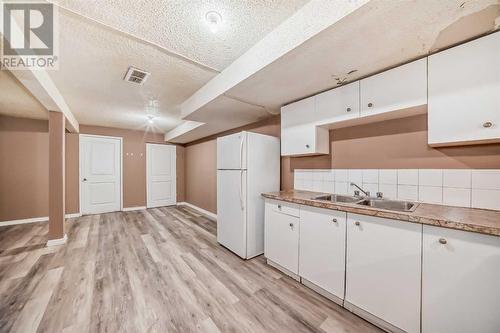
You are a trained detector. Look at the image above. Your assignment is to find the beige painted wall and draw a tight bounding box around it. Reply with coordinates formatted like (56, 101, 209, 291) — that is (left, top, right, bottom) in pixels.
(185, 116, 283, 214)
(184, 114, 500, 214)
(72, 125, 185, 210)
(0, 117, 49, 221)
(0, 116, 185, 222)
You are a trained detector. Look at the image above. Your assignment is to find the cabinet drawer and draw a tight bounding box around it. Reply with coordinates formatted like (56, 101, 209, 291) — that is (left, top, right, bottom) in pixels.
(268, 201, 300, 217)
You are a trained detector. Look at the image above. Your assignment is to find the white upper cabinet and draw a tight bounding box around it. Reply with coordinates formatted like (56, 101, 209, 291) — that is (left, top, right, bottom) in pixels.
(299, 207, 346, 302)
(422, 225, 500, 333)
(428, 32, 500, 146)
(281, 95, 316, 128)
(281, 96, 329, 156)
(360, 58, 427, 117)
(346, 214, 422, 333)
(316, 81, 360, 123)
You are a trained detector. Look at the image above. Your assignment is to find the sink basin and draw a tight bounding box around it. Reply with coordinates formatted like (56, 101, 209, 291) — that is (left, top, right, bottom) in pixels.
(357, 199, 419, 212)
(312, 194, 362, 204)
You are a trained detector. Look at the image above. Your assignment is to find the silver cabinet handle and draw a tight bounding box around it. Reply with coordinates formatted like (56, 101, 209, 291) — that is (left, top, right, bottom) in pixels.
(355, 221, 360, 226)
(305, 144, 310, 148)
(346, 107, 351, 112)
(277, 204, 282, 209)
(332, 218, 338, 223)
(439, 238, 447, 245)
(82, 178, 87, 182)
(367, 103, 373, 108)
(483, 121, 493, 128)
(289, 223, 294, 228)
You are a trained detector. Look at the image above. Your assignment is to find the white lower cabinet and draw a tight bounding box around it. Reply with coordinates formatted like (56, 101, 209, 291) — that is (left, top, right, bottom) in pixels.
(299, 207, 346, 303)
(346, 214, 422, 333)
(264, 200, 300, 276)
(422, 225, 500, 333)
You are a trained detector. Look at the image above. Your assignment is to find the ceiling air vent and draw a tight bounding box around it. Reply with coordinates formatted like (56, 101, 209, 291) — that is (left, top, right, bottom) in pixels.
(124, 66, 150, 85)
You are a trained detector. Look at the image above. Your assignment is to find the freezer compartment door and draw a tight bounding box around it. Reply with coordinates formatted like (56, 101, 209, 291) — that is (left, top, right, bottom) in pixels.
(217, 169, 247, 258)
(217, 132, 247, 170)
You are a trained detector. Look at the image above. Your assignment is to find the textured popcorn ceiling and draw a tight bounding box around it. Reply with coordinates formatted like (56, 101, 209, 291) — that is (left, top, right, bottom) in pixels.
(50, 0, 309, 71)
(0, 71, 48, 120)
(173, 0, 500, 142)
(47, 12, 217, 132)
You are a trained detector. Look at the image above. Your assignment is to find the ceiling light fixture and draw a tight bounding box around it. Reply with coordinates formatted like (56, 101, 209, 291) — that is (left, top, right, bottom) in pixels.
(205, 11, 222, 33)
(147, 115, 155, 124)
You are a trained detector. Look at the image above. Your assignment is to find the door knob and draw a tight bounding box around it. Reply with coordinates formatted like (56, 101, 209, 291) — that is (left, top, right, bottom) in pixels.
(483, 121, 493, 128)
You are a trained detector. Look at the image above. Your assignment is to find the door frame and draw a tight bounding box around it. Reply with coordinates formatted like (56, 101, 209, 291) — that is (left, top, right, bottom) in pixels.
(79, 134, 123, 215)
(146, 143, 176, 208)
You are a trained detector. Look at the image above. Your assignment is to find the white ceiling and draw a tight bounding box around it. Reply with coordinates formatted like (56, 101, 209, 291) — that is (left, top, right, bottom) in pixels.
(0, 70, 48, 120)
(171, 0, 500, 142)
(50, 0, 309, 71)
(48, 11, 217, 132)
(2, 0, 498, 141)
(2, 0, 307, 131)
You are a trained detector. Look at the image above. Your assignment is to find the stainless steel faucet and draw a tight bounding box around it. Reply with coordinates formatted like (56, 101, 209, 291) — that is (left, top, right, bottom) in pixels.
(350, 182, 370, 197)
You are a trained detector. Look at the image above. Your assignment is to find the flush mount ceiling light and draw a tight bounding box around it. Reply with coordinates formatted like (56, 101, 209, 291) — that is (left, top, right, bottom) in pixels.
(147, 115, 155, 124)
(205, 11, 222, 33)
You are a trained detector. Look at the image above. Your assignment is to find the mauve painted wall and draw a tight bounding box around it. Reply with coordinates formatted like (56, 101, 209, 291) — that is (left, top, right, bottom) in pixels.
(0, 116, 185, 222)
(184, 114, 500, 214)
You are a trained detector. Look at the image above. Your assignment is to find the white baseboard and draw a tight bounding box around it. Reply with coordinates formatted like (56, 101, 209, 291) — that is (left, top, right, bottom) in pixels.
(46, 233, 68, 247)
(0, 216, 49, 227)
(177, 202, 217, 221)
(0, 213, 81, 227)
(122, 206, 147, 212)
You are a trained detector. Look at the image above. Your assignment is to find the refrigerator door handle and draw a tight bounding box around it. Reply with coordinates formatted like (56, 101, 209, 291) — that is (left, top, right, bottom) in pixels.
(239, 135, 244, 169)
(240, 170, 244, 210)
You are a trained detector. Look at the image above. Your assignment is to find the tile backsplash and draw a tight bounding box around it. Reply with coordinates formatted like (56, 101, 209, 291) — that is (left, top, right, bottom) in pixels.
(294, 169, 500, 211)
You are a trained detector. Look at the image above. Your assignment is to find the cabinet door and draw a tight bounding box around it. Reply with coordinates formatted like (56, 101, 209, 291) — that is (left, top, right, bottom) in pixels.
(299, 207, 346, 300)
(264, 201, 300, 274)
(316, 81, 360, 123)
(281, 124, 317, 156)
(281, 96, 316, 128)
(360, 58, 427, 117)
(422, 225, 500, 333)
(281, 124, 329, 156)
(346, 214, 422, 333)
(428, 33, 500, 146)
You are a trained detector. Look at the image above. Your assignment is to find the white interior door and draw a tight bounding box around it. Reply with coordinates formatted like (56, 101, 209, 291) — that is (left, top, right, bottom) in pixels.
(80, 135, 122, 215)
(147, 144, 176, 208)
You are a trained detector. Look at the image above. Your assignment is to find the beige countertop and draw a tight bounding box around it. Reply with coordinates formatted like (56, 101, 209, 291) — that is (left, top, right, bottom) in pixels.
(262, 190, 500, 237)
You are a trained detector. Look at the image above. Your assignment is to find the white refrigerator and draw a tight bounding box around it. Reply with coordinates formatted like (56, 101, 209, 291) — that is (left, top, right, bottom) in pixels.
(217, 131, 280, 259)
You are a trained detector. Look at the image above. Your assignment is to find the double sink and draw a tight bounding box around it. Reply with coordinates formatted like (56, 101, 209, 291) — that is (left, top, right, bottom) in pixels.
(312, 194, 418, 212)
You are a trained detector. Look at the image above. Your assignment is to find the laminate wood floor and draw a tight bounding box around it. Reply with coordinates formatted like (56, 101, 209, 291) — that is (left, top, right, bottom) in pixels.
(0, 206, 381, 333)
